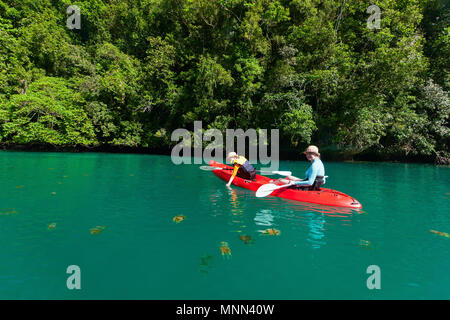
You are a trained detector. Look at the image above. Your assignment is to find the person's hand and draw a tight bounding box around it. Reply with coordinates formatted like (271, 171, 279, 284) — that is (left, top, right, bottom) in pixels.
(226, 183, 231, 188)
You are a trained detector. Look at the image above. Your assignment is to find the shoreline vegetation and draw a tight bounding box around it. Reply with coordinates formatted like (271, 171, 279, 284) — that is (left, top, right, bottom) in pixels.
(0, 1, 448, 165)
(0, 143, 442, 165)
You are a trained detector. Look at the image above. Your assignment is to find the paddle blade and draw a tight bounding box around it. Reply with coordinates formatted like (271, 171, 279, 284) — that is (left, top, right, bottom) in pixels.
(258, 171, 275, 175)
(255, 183, 279, 198)
(199, 166, 222, 171)
(273, 171, 292, 176)
(258, 170, 292, 176)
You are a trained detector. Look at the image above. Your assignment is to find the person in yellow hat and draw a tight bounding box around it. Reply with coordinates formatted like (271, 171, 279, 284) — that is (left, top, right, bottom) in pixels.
(225, 152, 257, 187)
(279, 145, 326, 190)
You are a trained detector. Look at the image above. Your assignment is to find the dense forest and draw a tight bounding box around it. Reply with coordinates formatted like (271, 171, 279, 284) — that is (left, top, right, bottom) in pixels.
(0, 0, 448, 163)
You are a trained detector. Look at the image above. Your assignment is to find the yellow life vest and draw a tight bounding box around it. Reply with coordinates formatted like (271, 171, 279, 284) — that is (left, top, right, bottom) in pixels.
(232, 155, 248, 166)
(231, 155, 250, 177)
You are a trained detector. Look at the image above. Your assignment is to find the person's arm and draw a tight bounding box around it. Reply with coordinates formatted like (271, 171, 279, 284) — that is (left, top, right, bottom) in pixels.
(293, 163, 318, 186)
(226, 165, 240, 187)
(286, 175, 302, 181)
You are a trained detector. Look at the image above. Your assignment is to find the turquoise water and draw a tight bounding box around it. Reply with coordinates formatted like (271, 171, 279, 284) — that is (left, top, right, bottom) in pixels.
(0, 151, 449, 299)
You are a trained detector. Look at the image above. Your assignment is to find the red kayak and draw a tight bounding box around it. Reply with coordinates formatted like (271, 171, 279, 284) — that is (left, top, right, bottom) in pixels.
(209, 160, 362, 209)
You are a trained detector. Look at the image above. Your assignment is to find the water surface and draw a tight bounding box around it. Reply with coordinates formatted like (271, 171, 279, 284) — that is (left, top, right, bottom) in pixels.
(0, 151, 448, 299)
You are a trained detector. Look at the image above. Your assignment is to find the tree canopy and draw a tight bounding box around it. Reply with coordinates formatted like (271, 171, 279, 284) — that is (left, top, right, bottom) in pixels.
(0, 0, 448, 162)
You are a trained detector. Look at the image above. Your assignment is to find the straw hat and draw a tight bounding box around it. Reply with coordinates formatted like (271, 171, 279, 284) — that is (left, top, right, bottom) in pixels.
(226, 152, 238, 162)
(303, 145, 320, 157)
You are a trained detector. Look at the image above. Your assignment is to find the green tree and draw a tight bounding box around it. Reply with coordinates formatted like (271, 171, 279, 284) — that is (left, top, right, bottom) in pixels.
(0, 77, 96, 145)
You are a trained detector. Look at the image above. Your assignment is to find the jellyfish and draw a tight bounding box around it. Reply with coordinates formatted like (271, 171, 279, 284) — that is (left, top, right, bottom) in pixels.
(260, 228, 280, 236)
(48, 223, 57, 229)
(430, 230, 450, 238)
(239, 235, 254, 244)
(1, 208, 17, 215)
(219, 242, 232, 258)
(173, 215, 186, 223)
(90, 226, 105, 234)
(359, 240, 371, 248)
(200, 254, 213, 267)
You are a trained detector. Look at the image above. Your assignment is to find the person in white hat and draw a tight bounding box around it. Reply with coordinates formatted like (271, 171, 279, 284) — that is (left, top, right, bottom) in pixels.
(279, 145, 326, 190)
(225, 151, 257, 187)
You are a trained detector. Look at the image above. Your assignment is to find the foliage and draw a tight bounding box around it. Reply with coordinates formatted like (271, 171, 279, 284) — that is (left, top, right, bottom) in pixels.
(0, 0, 448, 161)
(0, 77, 96, 145)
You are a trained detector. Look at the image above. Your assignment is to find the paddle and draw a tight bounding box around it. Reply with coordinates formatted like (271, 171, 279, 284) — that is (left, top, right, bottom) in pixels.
(255, 183, 293, 198)
(256, 175, 329, 198)
(199, 166, 292, 176)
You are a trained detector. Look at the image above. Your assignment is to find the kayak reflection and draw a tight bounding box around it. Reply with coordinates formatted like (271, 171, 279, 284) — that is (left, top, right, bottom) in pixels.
(252, 201, 362, 249)
(305, 212, 326, 249)
(288, 201, 362, 249)
(228, 187, 245, 216)
(284, 199, 362, 217)
(221, 186, 363, 250)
